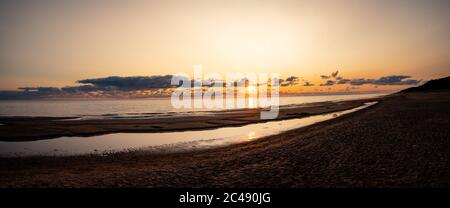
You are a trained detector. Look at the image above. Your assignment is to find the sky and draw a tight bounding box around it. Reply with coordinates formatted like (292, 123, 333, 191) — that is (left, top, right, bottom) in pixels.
(0, 0, 449, 94)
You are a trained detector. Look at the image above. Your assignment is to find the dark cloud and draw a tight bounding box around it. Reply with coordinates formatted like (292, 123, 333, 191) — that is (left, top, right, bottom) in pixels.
(331, 70, 339, 78)
(286, 76, 299, 82)
(373, 75, 420, 85)
(0, 75, 182, 99)
(320, 80, 336, 86)
(321, 70, 338, 80)
(280, 76, 300, 87)
(299, 77, 314, 86)
(0, 74, 302, 99)
(0, 87, 63, 99)
(0, 73, 422, 100)
(350, 78, 375, 86)
(77, 75, 175, 90)
(320, 71, 420, 86)
(347, 76, 420, 86)
(337, 79, 351, 84)
(61, 85, 98, 92)
(17, 87, 61, 93)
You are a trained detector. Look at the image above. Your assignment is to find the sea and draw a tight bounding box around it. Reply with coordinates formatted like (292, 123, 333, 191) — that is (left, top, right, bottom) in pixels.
(0, 93, 387, 119)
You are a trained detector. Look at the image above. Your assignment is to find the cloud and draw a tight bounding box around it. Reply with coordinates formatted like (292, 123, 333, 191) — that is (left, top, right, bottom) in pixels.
(331, 70, 339, 78)
(1, 74, 304, 99)
(0, 73, 422, 100)
(346, 76, 420, 86)
(320, 70, 338, 79)
(303, 81, 314, 86)
(285, 76, 299, 82)
(320, 71, 421, 86)
(344, 86, 360, 91)
(0, 75, 182, 99)
(320, 80, 336, 86)
(17, 87, 61, 93)
(373, 75, 420, 85)
(61, 85, 98, 92)
(337, 79, 351, 84)
(77, 75, 175, 90)
(1, 87, 63, 99)
(349, 78, 375, 85)
(280, 76, 300, 87)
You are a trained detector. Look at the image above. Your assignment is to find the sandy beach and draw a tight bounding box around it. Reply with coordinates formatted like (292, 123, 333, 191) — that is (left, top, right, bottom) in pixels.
(0, 89, 449, 188)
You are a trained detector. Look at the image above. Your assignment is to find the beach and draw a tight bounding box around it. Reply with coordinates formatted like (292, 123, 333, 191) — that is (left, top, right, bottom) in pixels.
(0, 96, 381, 141)
(0, 90, 449, 187)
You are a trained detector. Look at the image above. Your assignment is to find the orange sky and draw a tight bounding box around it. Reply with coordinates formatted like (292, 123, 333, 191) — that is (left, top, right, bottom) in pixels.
(0, 0, 449, 93)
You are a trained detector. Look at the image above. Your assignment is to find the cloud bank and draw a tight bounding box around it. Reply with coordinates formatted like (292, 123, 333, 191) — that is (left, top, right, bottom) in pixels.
(319, 71, 421, 87)
(0, 72, 422, 99)
(0, 74, 303, 99)
(77, 75, 174, 90)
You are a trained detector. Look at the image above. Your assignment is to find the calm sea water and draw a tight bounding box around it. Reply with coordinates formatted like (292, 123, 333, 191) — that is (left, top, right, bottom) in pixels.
(0, 93, 386, 118)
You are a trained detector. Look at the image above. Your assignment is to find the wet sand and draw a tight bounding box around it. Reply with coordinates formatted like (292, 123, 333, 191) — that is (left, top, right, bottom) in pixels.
(0, 91, 449, 187)
(0, 98, 379, 141)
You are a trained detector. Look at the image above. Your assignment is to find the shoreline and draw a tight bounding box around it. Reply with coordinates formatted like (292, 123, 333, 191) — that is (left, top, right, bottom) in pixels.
(0, 97, 383, 141)
(0, 102, 379, 157)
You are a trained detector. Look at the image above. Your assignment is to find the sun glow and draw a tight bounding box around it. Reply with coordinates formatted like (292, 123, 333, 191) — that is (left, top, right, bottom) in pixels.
(247, 85, 257, 94)
(245, 131, 257, 141)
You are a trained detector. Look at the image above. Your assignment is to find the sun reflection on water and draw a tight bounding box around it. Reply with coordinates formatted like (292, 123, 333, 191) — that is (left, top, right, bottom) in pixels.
(245, 131, 257, 141)
(248, 97, 257, 109)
